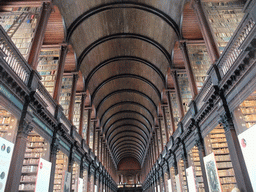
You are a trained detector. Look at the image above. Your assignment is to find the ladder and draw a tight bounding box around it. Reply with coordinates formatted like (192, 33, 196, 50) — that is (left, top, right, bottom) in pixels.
(6, 12, 29, 38)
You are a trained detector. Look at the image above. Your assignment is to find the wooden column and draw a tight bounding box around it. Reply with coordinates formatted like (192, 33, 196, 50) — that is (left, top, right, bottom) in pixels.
(5, 118, 33, 191)
(162, 106, 170, 142)
(166, 91, 176, 133)
(92, 122, 96, 152)
(68, 73, 79, 123)
(79, 93, 86, 136)
(86, 109, 92, 145)
(155, 132, 160, 158)
(53, 45, 68, 104)
(28, 2, 52, 70)
(179, 42, 198, 98)
(158, 119, 164, 151)
(195, 137, 210, 192)
(5, 94, 33, 192)
(152, 139, 157, 162)
(220, 114, 253, 191)
(171, 70, 184, 118)
(97, 131, 100, 157)
(191, 0, 220, 63)
(48, 130, 60, 192)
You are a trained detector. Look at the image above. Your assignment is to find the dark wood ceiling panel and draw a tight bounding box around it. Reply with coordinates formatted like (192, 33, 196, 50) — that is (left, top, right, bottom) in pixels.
(70, 9, 177, 57)
(182, 3, 203, 40)
(43, 5, 64, 45)
(79, 38, 170, 80)
(87, 60, 165, 96)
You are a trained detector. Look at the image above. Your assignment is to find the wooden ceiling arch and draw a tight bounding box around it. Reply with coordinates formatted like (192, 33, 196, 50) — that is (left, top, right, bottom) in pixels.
(54, 0, 187, 166)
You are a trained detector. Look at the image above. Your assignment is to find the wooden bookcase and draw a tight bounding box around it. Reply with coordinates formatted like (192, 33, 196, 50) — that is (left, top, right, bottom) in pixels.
(204, 126, 237, 191)
(0, 7, 41, 60)
(37, 49, 60, 97)
(177, 72, 192, 113)
(187, 44, 211, 91)
(188, 146, 205, 192)
(0, 106, 18, 143)
(202, 1, 245, 52)
(53, 151, 69, 192)
(59, 76, 73, 118)
(19, 131, 49, 191)
(73, 95, 82, 131)
(169, 92, 180, 130)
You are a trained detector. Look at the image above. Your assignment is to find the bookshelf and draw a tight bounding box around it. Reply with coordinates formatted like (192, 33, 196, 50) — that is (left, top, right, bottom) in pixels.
(82, 110, 88, 140)
(37, 49, 60, 97)
(203, 1, 245, 53)
(53, 151, 69, 192)
(83, 169, 88, 192)
(237, 90, 256, 129)
(177, 72, 192, 113)
(204, 126, 237, 191)
(19, 131, 49, 191)
(178, 159, 188, 192)
(163, 106, 173, 136)
(0, 7, 41, 60)
(170, 166, 176, 191)
(160, 118, 167, 146)
(187, 44, 211, 91)
(188, 146, 205, 192)
(59, 77, 73, 118)
(72, 162, 80, 192)
(73, 96, 82, 131)
(0, 106, 18, 143)
(169, 92, 180, 130)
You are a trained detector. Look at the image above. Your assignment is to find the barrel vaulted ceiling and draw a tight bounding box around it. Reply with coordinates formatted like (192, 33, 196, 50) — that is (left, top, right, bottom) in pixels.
(53, 0, 187, 167)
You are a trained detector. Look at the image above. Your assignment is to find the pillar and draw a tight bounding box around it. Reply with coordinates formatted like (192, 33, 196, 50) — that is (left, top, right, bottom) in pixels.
(79, 93, 86, 135)
(171, 70, 184, 118)
(179, 42, 198, 98)
(191, 0, 220, 63)
(53, 45, 68, 104)
(166, 91, 176, 133)
(68, 73, 79, 123)
(28, 2, 52, 70)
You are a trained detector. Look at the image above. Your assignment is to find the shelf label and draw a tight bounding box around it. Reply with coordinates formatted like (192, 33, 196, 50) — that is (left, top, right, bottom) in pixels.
(238, 125, 256, 191)
(203, 152, 222, 192)
(35, 158, 52, 192)
(0, 137, 14, 192)
(186, 166, 197, 192)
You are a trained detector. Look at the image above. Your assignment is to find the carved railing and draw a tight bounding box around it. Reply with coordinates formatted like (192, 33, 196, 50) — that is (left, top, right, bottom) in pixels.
(0, 25, 31, 84)
(36, 81, 57, 115)
(217, 15, 256, 77)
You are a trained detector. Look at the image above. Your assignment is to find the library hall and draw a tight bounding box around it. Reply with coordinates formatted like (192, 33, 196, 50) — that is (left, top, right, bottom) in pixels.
(0, 0, 256, 191)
